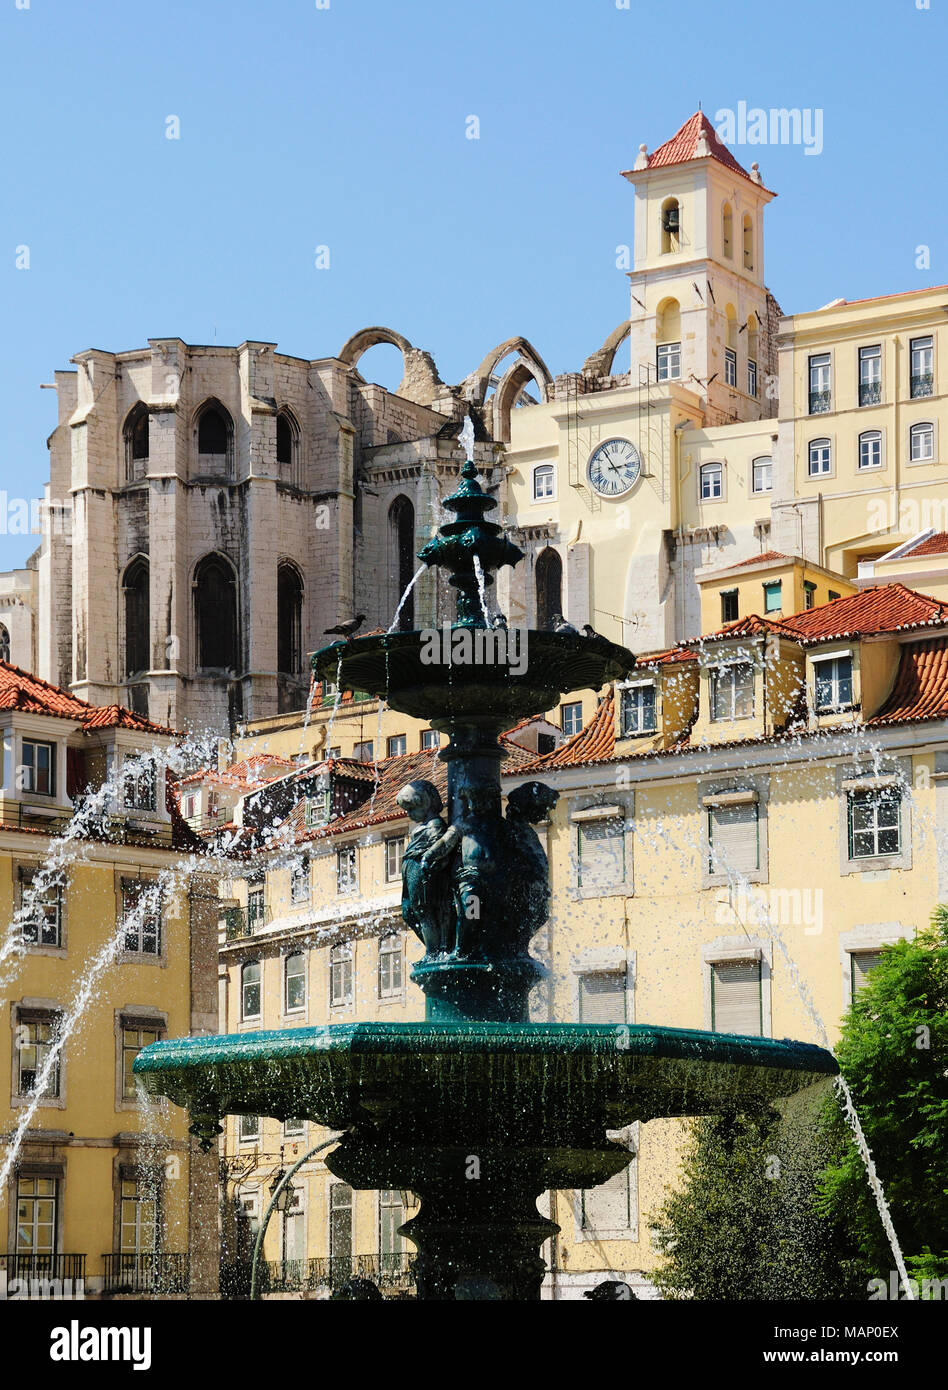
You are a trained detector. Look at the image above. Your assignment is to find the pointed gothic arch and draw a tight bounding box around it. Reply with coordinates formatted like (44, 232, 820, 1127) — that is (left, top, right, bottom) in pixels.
(535, 547, 563, 630)
(277, 561, 304, 675)
(122, 556, 150, 678)
(389, 495, 416, 630)
(193, 552, 239, 671)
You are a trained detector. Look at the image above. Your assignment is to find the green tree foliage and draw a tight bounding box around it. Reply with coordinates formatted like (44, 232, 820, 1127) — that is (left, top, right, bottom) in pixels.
(652, 1106, 860, 1299)
(817, 909, 948, 1284)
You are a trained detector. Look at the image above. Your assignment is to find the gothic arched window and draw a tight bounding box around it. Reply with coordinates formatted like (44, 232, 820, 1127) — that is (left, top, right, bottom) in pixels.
(194, 554, 238, 671)
(276, 410, 299, 486)
(536, 547, 563, 630)
(196, 401, 233, 477)
(0, 623, 10, 663)
(123, 558, 150, 677)
(124, 404, 149, 482)
(277, 562, 303, 676)
(389, 496, 416, 631)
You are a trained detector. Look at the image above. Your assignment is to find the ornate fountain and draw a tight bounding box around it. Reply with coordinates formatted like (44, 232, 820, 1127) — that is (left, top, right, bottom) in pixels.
(135, 453, 838, 1300)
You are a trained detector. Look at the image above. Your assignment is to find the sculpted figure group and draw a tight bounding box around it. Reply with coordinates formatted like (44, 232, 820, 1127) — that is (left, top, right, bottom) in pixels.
(395, 778, 560, 962)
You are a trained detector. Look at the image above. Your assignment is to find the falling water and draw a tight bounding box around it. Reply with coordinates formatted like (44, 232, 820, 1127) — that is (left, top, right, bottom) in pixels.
(0, 871, 178, 1187)
(709, 848, 915, 1298)
(387, 566, 425, 634)
(472, 554, 491, 627)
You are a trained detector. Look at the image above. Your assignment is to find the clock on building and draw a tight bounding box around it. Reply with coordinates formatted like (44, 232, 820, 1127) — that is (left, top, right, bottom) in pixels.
(587, 438, 642, 497)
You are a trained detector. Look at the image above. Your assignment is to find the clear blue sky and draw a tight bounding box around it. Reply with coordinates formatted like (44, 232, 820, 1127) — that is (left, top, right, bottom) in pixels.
(1, 0, 944, 569)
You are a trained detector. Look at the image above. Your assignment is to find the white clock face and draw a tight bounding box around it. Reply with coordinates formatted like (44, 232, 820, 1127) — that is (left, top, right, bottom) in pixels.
(587, 438, 642, 497)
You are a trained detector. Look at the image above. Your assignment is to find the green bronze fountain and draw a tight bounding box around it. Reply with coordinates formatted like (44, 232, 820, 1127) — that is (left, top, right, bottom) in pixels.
(135, 453, 838, 1300)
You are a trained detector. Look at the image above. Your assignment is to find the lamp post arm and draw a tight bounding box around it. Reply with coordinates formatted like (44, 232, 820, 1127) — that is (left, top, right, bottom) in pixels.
(249, 1132, 345, 1301)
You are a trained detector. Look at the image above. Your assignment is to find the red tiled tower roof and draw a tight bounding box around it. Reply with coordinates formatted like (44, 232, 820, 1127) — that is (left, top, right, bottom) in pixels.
(623, 111, 769, 190)
(0, 660, 176, 734)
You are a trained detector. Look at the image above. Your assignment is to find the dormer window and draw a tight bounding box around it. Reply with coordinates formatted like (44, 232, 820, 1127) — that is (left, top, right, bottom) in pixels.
(813, 653, 853, 713)
(620, 683, 656, 737)
(21, 739, 55, 796)
(710, 662, 755, 721)
(122, 759, 157, 812)
(305, 787, 330, 827)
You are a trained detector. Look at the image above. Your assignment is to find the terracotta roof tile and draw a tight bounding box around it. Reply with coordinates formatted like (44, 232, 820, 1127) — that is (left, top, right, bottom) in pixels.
(870, 637, 948, 725)
(0, 660, 175, 734)
(898, 532, 948, 559)
(624, 111, 764, 188)
(178, 753, 298, 789)
(513, 692, 617, 773)
(782, 583, 948, 644)
(709, 550, 792, 575)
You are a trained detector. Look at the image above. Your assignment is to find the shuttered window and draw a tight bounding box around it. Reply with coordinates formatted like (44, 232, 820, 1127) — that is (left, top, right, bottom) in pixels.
(708, 803, 759, 876)
(710, 959, 763, 1035)
(578, 970, 628, 1024)
(850, 949, 884, 999)
(577, 819, 625, 890)
(581, 1164, 633, 1231)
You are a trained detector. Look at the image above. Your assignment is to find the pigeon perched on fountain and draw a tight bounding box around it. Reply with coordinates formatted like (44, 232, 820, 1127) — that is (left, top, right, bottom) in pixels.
(491, 613, 507, 630)
(582, 622, 605, 641)
(324, 614, 366, 641)
(551, 614, 578, 635)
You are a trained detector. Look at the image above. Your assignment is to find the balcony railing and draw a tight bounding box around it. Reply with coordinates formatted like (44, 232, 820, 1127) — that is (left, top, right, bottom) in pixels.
(0, 1253, 86, 1282)
(808, 389, 832, 414)
(222, 904, 272, 940)
(911, 372, 934, 398)
(101, 1252, 190, 1295)
(0, 802, 179, 848)
(858, 381, 882, 406)
(262, 1252, 415, 1294)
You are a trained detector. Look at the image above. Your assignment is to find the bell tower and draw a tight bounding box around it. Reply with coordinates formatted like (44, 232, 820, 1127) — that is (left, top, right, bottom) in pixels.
(621, 111, 778, 424)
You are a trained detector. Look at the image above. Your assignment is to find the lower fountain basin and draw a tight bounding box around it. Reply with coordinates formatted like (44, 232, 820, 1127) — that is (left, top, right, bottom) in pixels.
(134, 1021, 838, 1149)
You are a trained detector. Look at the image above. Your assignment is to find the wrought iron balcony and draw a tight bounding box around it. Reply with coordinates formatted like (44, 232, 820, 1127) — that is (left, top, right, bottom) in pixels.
(911, 372, 934, 398)
(101, 1252, 190, 1295)
(222, 904, 271, 940)
(0, 1252, 86, 1282)
(858, 382, 882, 406)
(808, 389, 832, 414)
(261, 1252, 415, 1294)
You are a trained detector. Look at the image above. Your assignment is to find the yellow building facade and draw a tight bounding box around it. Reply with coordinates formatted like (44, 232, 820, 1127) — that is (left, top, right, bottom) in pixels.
(207, 581, 948, 1298)
(0, 667, 218, 1299)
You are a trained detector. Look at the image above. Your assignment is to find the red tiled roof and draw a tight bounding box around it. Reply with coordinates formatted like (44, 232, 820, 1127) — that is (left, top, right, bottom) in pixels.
(709, 550, 792, 575)
(685, 613, 801, 645)
(178, 753, 298, 789)
(782, 583, 948, 644)
(870, 637, 948, 726)
(625, 111, 761, 187)
(514, 692, 616, 773)
(896, 532, 948, 560)
(0, 660, 175, 734)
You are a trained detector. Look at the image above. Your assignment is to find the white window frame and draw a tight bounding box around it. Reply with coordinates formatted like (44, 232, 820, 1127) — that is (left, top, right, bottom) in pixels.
(909, 420, 935, 463)
(709, 662, 755, 722)
(384, 837, 405, 882)
(910, 335, 934, 397)
(386, 734, 407, 758)
(284, 951, 307, 1015)
(378, 933, 403, 1000)
(657, 341, 681, 382)
(336, 844, 358, 895)
(808, 353, 832, 413)
(329, 942, 353, 1008)
(724, 347, 737, 388)
(561, 701, 583, 737)
(699, 461, 724, 501)
(241, 960, 261, 1021)
(290, 856, 310, 904)
(532, 463, 556, 501)
(811, 650, 855, 713)
(858, 344, 882, 406)
(857, 429, 883, 471)
(619, 681, 657, 737)
(751, 456, 772, 494)
(808, 437, 832, 476)
(747, 358, 758, 398)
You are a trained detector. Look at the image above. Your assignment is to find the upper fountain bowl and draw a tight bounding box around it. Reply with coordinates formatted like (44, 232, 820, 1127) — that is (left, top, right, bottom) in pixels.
(312, 627, 636, 725)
